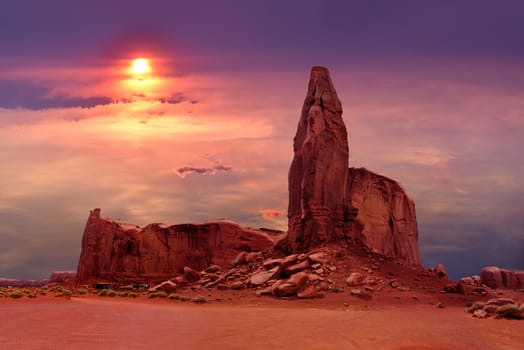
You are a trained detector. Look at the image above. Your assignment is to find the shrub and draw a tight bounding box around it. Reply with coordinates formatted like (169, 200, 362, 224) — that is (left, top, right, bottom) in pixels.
(330, 287, 342, 293)
(50, 285, 66, 293)
(483, 304, 498, 314)
(192, 295, 207, 303)
(56, 289, 72, 297)
(98, 289, 117, 297)
(76, 288, 88, 295)
(436, 302, 445, 309)
(38, 289, 47, 296)
(168, 293, 181, 300)
(495, 304, 523, 320)
(466, 301, 485, 313)
(118, 291, 139, 298)
(148, 291, 167, 298)
(9, 290, 24, 299)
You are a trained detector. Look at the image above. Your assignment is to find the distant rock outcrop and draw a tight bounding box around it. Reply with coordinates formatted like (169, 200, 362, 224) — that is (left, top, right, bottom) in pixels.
(76, 208, 282, 282)
(0, 271, 76, 287)
(480, 266, 524, 289)
(287, 66, 357, 251)
(347, 168, 421, 266)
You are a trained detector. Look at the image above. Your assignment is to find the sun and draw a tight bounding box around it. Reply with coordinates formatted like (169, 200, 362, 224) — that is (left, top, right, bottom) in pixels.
(130, 58, 151, 75)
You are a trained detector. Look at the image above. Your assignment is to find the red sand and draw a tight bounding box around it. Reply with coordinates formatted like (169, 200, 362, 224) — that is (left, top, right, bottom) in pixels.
(1, 297, 522, 349)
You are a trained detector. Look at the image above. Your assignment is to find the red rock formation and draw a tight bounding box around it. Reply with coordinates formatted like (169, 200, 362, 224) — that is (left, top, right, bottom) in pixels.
(480, 266, 524, 289)
(347, 168, 421, 266)
(285, 66, 420, 267)
(287, 66, 357, 251)
(76, 208, 282, 282)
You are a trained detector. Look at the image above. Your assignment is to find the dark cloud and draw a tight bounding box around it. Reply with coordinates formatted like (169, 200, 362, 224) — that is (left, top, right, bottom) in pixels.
(0, 80, 112, 110)
(1, 1, 523, 68)
(174, 163, 233, 178)
(116, 94, 195, 105)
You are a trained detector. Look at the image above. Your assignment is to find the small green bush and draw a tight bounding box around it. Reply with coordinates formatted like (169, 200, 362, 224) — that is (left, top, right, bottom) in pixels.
(483, 304, 498, 314)
(50, 285, 66, 293)
(466, 301, 485, 313)
(330, 287, 342, 293)
(56, 289, 72, 297)
(98, 289, 117, 297)
(118, 291, 139, 298)
(76, 288, 88, 295)
(168, 293, 181, 300)
(9, 290, 24, 299)
(495, 304, 523, 319)
(192, 295, 207, 303)
(147, 291, 167, 298)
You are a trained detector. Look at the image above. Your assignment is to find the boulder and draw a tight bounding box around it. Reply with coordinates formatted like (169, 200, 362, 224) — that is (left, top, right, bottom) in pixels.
(287, 272, 310, 292)
(473, 309, 488, 319)
(346, 272, 364, 287)
(275, 272, 310, 297)
(183, 267, 201, 282)
(231, 252, 247, 267)
(284, 260, 310, 275)
(204, 265, 221, 273)
(230, 281, 245, 290)
(245, 252, 264, 263)
(297, 285, 319, 299)
(250, 267, 280, 286)
(434, 264, 447, 278)
(308, 252, 327, 264)
(486, 298, 517, 306)
(150, 281, 178, 294)
(275, 282, 299, 297)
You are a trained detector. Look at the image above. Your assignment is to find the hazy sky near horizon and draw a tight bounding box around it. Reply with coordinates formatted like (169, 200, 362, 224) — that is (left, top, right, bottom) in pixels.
(1, 1, 523, 280)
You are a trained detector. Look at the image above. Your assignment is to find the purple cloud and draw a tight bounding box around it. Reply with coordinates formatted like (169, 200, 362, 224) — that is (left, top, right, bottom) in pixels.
(174, 163, 233, 178)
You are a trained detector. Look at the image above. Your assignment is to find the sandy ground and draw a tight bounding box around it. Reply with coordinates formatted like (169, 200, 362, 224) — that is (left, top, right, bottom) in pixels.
(1, 297, 523, 350)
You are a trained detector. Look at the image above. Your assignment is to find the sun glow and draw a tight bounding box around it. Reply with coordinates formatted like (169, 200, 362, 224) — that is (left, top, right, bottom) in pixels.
(130, 58, 151, 76)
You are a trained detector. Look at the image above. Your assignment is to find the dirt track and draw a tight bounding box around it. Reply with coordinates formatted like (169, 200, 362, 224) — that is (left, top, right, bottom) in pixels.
(1, 298, 522, 350)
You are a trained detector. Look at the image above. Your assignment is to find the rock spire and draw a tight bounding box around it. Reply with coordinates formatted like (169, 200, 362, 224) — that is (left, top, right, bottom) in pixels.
(287, 66, 356, 251)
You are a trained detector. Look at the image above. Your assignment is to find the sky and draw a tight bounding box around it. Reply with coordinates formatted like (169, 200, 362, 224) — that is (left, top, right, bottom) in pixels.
(1, 0, 523, 280)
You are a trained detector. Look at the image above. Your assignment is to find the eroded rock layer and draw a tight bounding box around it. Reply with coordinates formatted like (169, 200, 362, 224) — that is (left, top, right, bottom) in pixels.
(287, 66, 356, 251)
(347, 168, 421, 266)
(76, 208, 281, 282)
(480, 266, 524, 289)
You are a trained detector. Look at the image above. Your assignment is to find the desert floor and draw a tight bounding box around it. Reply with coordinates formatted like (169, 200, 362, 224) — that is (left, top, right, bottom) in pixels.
(1, 297, 523, 350)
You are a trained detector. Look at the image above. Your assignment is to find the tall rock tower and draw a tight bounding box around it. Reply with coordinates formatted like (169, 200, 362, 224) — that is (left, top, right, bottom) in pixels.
(287, 66, 356, 251)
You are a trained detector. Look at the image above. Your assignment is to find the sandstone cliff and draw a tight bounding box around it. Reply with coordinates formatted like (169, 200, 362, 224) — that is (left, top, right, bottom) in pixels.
(287, 66, 357, 251)
(77, 208, 282, 282)
(347, 168, 421, 266)
(286, 67, 420, 266)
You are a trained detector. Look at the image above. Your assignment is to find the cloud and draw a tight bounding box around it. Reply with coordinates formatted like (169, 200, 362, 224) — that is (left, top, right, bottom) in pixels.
(259, 209, 284, 220)
(173, 163, 233, 178)
(0, 80, 113, 110)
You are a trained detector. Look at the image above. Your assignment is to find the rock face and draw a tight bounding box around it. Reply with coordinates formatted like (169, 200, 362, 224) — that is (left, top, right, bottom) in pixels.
(347, 168, 421, 266)
(76, 208, 282, 282)
(286, 66, 421, 266)
(287, 66, 357, 251)
(480, 266, 524, 289)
